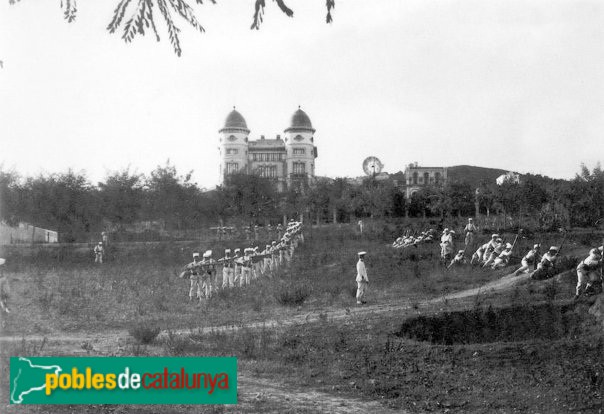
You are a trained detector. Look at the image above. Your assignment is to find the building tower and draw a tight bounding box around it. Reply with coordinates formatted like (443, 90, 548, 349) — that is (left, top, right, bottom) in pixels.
(284, 107, 317, 187)
(219, 108, 250, 184)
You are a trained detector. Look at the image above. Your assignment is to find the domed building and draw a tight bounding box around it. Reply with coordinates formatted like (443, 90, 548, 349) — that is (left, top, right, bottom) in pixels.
(219, 107, 318, 191)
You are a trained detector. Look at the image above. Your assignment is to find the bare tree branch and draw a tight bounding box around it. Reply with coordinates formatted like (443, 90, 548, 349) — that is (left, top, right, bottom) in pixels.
(9, 0, 336, 56)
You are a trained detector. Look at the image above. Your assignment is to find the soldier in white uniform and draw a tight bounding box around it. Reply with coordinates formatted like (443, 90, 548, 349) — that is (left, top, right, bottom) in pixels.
(251, 247, 263, 279)
(514, 244, 541, 275)
(491, 243, 513, 269)
(482, 234, 499, 261)
(0, 258, 10, 313)
(220, 249, 235, 288)
(482, 237, 503, 267)
(262, 244, 272, 276)
(537, 246, 559, 272)
(355, 252, 369, 305)
(233, 248, 242, 285)
(94, 242, 104, 264)
(180, 252, 203, 303)
(240, 248, 253, 286)
(471, 242, 489, 265)
(463, 218, 477, 247)
(448, 250, 467, 268)
(575, 248, 602, 297)
(200, 250, 216, 298)
(440, 229, 455, 261)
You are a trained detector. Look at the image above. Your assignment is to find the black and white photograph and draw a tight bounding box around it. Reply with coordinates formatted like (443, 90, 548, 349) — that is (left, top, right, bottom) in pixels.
(1, 0, 603, 412)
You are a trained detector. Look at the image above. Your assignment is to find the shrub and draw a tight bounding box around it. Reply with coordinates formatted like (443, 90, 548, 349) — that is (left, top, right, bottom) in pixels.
(129, 323, 161, 344)
(274, 283, 311, 306)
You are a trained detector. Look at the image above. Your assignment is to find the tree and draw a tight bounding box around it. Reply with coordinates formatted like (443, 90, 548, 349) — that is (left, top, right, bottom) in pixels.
(10, 0, 336, 56)
(144, 160, 200, 229)
(98, 168, 144, 227)
(0, 167, 21, 225)
(216, 173, 278, 222)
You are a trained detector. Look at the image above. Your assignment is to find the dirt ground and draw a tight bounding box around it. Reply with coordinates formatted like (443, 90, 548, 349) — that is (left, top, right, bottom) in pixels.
(1, 228, 602, 413)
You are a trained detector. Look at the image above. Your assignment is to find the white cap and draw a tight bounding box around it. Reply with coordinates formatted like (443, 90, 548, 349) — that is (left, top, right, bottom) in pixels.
(98, 242, 103, 245)
(458, 250, 464, 254)
(234, 248, 241, 253)
(449, 230, 456, 234)
(533, 244, 540, 249)
(443, 228, 449, 232)
(203, 250, 212, 258)
(505, 243, 513, 249)
(358, 251, 367, 256)
(468, 218, 473, 221)
(496, 238, 503, 243)
(225, 249, 231, 254)
(192, 252, 200, 257)
(549, 246, 558, 251)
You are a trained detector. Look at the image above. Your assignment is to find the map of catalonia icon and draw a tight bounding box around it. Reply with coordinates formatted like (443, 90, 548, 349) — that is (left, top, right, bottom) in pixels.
(10, 357, 63, 404)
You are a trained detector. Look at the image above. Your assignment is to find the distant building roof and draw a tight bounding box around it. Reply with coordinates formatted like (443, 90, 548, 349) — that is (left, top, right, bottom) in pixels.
(248, 139, 286, 150)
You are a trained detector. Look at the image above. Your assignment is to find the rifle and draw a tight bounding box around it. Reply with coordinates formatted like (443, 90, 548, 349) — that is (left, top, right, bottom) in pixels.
(556, 228, 568, 256)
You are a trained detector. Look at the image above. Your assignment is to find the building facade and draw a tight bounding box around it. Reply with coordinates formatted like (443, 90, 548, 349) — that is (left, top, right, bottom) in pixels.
(219, 107, 318, 191)
(403, 163, 448, 198)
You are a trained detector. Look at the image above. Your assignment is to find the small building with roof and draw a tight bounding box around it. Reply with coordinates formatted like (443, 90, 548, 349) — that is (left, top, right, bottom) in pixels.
(219, 107, 318, 191)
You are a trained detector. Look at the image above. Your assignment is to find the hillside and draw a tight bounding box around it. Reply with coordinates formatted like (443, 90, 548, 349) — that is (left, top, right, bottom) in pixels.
(447, 165, 510, 187)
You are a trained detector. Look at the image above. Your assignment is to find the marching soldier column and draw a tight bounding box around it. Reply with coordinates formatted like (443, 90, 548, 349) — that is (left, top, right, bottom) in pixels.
(179, 221, 305, 304)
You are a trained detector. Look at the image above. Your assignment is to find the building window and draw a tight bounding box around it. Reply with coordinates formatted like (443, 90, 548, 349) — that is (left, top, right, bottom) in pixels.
(424, 172, 429, 185)
(226, 163, 238, 174)
(259, 165, 277, 178)
(226, 148, 238, 155)
(435, 172, 441, 184)
(413, 172, 418, 185)
(293, 148, 305, 155)
(293, 162, 306, 175)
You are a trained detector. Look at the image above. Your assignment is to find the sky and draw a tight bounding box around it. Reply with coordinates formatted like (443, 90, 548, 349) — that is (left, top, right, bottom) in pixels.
(1, 0, 603, 189)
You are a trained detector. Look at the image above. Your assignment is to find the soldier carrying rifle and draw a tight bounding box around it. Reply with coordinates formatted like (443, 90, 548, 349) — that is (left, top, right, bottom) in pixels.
(179, 252, 204, 304)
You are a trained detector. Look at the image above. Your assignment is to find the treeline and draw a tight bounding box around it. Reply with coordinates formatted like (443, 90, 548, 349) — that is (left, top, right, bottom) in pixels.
(0, 162, 602, 241)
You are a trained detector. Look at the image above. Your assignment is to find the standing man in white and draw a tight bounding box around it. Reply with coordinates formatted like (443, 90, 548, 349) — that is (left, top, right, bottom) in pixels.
(355, 252, 369, 305)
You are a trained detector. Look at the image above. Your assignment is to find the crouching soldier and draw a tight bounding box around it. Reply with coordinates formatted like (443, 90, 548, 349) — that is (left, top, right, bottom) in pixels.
(575, 248, 602, 298)
(531, 246, 559, 280)
(179, 252, 203, 303)
(491, 243, 513, 269)
(482, 238, 503, 268)
(471, 243, 488, 265)
(448, 250, 467, 269)
(514, 244, 541, 275)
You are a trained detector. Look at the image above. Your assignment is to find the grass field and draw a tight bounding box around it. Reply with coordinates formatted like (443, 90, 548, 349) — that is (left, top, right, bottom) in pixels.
(1, 222, 602, 412)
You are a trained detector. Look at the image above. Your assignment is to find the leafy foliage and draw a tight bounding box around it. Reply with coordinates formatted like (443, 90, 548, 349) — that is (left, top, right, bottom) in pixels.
(1, 163, 602, 241)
